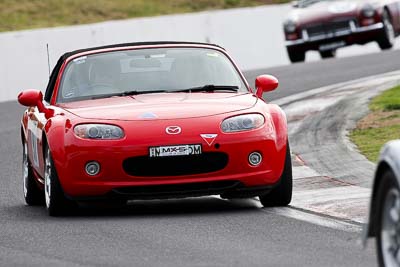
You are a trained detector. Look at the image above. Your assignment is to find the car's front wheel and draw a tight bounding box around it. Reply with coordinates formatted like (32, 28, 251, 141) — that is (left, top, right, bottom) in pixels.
(376, 169, 400, 267)
(287, 48, 305, 63)
(44, 146, 77, 216)
(259, 141, 292, 207)
(319, 50, 336, 59)
(23, 141, 44, 205)
(378, 10, 395, 50)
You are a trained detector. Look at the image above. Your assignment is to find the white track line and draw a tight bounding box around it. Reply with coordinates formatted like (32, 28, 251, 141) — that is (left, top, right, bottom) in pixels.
(262, 207, 362, 233)
(216, 196, 362, 232)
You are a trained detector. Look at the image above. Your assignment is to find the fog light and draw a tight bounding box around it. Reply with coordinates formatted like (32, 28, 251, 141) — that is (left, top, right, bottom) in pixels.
(85, 161, 100, 176)
(249, 152, 262, 166)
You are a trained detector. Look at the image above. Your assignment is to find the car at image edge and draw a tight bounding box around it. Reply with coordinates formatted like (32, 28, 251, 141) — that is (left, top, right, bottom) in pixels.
(364, 140, 400, 267)
(18, 41, 292, 216)
(284, 0, 400, 63)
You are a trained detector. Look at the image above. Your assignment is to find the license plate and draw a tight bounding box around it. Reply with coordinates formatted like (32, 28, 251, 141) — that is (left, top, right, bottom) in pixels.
(319, 41, 346, 51)
(149, 144, 202, 157)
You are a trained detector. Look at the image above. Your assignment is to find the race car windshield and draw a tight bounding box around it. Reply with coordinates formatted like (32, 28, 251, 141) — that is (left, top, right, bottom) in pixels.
(58, 47, 247, 103)
(298, 0, 337, 8)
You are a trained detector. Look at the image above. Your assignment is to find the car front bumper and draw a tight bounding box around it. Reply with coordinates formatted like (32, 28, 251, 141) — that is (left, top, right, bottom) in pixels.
(285, 22, 384, 51)
(55, 122, 287, 199)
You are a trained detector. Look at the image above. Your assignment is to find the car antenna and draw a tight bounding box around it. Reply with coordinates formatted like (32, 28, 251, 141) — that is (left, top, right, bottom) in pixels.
(46, 43, 51, 77)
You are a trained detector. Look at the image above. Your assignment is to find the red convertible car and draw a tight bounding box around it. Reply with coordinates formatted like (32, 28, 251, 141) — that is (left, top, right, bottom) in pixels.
(284, 0, 400, 62)
(18, 42, 292, 216)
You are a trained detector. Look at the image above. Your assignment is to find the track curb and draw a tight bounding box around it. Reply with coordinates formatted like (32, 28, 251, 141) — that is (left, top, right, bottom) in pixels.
(281, 70, 400, 223)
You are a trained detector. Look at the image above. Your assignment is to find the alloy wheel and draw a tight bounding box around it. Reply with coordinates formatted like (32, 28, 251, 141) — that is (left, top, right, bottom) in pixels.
(383, 11, 395, 45)
(381, 187, 400, 266)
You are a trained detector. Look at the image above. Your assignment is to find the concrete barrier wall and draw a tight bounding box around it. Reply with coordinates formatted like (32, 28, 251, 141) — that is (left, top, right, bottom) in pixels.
(0, 4, 292, 102)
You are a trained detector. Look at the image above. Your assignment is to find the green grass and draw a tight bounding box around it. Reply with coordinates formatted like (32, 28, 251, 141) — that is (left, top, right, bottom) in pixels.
(350, 85, 400, 162)
(0, 0, 290, 32)
(370, 85, 400, 111)
(350, 125, 400, 162)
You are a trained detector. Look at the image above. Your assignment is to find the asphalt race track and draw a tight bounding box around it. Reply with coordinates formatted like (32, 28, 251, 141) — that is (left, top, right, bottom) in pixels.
(1, 49, 400, 266)
(247, 49, 400, 101)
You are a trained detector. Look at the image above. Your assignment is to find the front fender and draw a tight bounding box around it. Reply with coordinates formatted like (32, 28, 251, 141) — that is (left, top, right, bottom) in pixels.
(266, 104, 288, 151)
(257, 103, 289, 179)
(43, 115, 69, 183)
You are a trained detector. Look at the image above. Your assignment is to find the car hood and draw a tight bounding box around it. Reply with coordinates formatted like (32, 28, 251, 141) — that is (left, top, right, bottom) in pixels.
(60, 92, 258, 121)
(289, 0, 368, 25)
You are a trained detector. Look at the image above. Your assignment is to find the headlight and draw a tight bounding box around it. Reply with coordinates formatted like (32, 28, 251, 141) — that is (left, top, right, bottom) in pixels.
(221, 114, 265, 133)
(361, 4, 375, 18)
(284, 20, 297, 33)
(74, 124, 124, 139)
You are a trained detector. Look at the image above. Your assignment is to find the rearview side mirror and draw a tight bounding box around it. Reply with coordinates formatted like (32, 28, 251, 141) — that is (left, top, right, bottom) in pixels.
(18, 89, 52, 118)
(255, 75, 279, 98)
(18, 89, 43, 107)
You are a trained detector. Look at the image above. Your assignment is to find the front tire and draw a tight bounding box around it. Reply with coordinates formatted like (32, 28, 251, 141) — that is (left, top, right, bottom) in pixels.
(287, 48, 305, 63)
(378, 10, 395, 50)
(320, 50, 336, 59)
(376, 170, 400, 267)
(44, 146, 77, 216)
(259, 141, 293, 207)
(23, 142, 44, 205)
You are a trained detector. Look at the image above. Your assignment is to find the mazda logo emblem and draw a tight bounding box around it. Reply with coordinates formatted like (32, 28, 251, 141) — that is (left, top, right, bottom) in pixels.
(165, 126, 181, 135)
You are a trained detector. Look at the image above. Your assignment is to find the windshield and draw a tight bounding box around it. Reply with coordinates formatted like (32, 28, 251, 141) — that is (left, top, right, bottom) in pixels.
(58, 47, 247, 103)
(298, 0, 337, 8)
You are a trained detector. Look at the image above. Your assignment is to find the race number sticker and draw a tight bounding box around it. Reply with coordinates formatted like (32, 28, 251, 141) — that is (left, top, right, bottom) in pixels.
(28, 119, 39, 168)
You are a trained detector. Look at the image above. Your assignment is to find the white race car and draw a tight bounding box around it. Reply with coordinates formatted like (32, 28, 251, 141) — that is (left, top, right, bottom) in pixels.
(364, 140, 400, 267)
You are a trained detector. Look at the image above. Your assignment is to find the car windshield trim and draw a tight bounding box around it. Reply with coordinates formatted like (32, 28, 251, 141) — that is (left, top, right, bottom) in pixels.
(57, 47, 248, 103)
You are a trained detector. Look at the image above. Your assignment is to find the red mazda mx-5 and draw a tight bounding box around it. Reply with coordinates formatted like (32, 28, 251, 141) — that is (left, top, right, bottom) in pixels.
(18, 42, 292, 216)
(284, 0, 400, 62)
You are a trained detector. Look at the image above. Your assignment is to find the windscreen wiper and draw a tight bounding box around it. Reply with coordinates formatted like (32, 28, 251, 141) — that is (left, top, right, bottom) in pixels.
(90, 90, 167, 99)
(173, 85, 239, 93)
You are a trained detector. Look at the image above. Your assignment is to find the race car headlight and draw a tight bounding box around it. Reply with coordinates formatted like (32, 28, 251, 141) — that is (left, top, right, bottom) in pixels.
(361, 4, 375, 18)
(221, 114, 265, 133)
(284, 20, 297, 33)
(74, 124, 124, 140)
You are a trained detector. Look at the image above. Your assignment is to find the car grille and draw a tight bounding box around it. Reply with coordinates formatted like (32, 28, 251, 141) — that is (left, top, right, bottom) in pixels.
(304, 19, 355, 39)
(123, 152, 229, 177)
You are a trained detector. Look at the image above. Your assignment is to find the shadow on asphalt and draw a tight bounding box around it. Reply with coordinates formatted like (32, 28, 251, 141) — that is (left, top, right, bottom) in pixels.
(78, 197, 261, 218)
(9, 197, 262, 219)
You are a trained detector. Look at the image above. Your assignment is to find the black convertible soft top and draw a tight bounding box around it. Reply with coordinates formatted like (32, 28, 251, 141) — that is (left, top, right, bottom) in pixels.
(44, 41, 223, 102)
